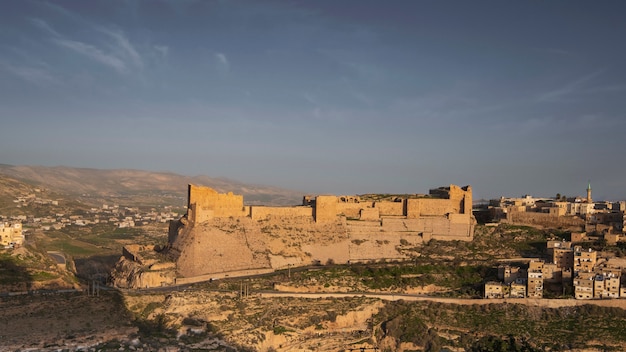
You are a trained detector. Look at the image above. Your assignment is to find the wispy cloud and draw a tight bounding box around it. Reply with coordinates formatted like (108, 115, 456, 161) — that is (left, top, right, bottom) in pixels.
(537, 70, 604, 102)
(215, 52, 230, 74)
(0, 61, 58, 86)
(302, 92, 318, 105)
(532, 47, 575, 56)
(98, 27, 143, 70)
(29, 17, 143, 74)
(584, 84, 626, 94)
(53, 38, 128, 73)
(154, 45, 169, 58)
(28, 17, 62, 38)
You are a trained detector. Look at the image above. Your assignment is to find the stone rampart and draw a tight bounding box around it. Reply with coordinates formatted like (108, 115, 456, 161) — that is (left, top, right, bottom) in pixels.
(187, 184, 247, 222)
(374, 202, 404, 216)
(336, 202, 369, 218)
(505, 212, 584, 229)
(407, 198, 456, 217)
(360, 208, 380, 221)
(250, 206, 312, 220)
(123, 245, 145, 264)
(314, 195, 338, 223)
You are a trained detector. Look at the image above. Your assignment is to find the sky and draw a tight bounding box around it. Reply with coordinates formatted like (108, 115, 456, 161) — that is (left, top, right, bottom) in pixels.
(1, 0, 625, 201)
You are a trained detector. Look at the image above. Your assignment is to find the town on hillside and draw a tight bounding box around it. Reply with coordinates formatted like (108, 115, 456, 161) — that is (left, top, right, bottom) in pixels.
(479, 183, 626, 300)
(0, 188, 180, 249)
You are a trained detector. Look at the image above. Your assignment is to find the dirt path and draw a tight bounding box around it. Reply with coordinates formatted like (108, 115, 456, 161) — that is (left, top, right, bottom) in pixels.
(259, 291, 626, 309)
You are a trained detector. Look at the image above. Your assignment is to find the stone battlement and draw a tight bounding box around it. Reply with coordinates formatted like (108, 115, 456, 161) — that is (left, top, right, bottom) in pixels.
(185, 184, 472, 226)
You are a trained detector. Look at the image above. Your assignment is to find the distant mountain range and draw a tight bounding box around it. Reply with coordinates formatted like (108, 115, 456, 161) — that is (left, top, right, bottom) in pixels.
(0, 164, 304, 206)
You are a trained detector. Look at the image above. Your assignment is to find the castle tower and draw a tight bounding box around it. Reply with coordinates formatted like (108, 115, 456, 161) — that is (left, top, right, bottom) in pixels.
(586, 181, 592, 203)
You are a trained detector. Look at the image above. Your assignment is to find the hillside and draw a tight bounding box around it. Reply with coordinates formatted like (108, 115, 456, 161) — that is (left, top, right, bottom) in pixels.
(0, 164, 303, 206)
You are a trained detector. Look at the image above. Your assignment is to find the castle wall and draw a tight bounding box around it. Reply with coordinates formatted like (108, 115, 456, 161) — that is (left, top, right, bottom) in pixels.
(448, 184, 472, 215)
(336, 203, 368, 219)
(175, 222, 271, 277)
(406, 199, 456, 217)
(360, 208, 380, 221)
(374, 201, 404, 216)
(250, 206, 312, 220)
(505, 212, 584, 229)
(187, 184, 246, 221)
(122, 245, 143, 264)
(314, 195, 338, 223)
(437, 214, 474, 240)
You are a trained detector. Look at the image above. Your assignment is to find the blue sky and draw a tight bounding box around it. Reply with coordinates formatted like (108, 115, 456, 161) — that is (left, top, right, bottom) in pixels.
(1, 1, 625, 200)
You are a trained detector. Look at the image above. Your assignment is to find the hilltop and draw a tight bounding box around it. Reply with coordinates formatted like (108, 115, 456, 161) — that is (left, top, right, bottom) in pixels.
(0, 164, 303, 207)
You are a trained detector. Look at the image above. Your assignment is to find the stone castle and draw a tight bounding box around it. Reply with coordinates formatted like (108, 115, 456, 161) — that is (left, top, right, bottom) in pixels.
(111, 184, 475, 288)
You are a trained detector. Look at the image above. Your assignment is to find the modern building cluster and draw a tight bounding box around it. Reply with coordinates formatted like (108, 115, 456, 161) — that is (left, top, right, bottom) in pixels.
(485, 241, 625, 300)
(4, 203, 179, 232)
(483, 183, 625, 299)
(482, 183, 626, 235)
(1, 192, 180, 249)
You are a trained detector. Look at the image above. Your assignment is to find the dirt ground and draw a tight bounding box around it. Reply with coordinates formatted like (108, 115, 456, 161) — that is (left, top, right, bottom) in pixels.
(0, 291, 136, 351)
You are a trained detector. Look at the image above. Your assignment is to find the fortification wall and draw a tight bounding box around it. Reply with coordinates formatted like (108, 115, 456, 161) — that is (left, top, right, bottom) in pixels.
(406, 198, 457, 217)
(315, 195, 338, 223)
(374, 202, 404, 216)
(505, 212, 584, 229)
(174, 220, 271, 277)
(122, 245, 144, 264)
(360, 208, 380, 221)
(435, 214, 474, 240)
(336, 203, 368, 219)
(187, 184, 246, 221)
(250, 206, 312, 220)
(448, 184, 472, 214)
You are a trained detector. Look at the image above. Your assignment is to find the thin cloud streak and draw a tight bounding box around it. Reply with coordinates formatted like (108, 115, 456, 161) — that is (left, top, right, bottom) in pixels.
(29, 15, 143, 75)
(0, 61, 58, 86)
(98, 27, 143, 70)
(215, 52, 230, 73)
(537, 70, 604, 102)
(153, 45, 169, 58)
(28, 17, 63, 38)
(53, 38, 128, 73)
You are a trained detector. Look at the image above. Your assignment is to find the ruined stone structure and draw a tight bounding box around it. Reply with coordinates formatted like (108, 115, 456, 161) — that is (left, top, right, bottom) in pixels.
(111, 184, 475, 288)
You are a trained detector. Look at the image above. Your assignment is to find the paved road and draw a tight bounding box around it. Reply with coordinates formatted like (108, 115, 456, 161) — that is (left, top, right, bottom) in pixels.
(47, 251, 66, 265)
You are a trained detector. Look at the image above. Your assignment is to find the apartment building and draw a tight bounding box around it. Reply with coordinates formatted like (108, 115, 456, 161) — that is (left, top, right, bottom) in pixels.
(574, 246, 597, 273)
(0, 222, 24, 248)
(527, 260, 544, 298)
(573, 271, 594, 299)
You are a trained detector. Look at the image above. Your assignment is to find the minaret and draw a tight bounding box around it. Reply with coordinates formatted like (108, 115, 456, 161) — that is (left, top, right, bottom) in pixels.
(586, 181, 592, 203)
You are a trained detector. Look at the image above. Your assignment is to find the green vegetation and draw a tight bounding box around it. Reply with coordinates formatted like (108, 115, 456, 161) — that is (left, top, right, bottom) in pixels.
(374, 301, 626, 351)
(0, 253, 32, 285)
(272, 325, 289, 334)
(350, 263, 496, 296)
(279, 224, 557, 296)
(31, 271, 58, 281)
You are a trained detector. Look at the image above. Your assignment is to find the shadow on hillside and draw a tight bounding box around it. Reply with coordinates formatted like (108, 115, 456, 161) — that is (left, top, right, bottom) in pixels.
(0, 257, 34, 291)
(73, 254, 120, 283)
